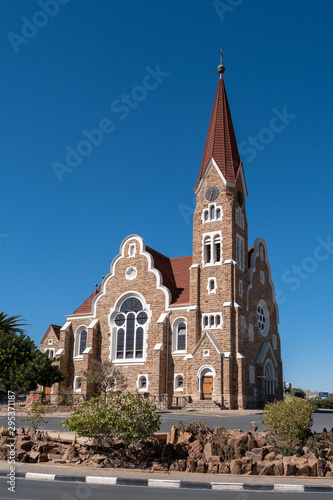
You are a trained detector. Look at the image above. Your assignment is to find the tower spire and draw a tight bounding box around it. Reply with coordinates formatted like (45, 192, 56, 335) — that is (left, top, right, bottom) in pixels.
(194, 57, 241, 191)
(217, 49, 225, 78)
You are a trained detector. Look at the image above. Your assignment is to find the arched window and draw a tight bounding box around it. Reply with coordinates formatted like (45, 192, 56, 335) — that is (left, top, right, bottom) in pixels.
(264, 360, 275, 396)
(216, 208, 221, 219)
(172, 318, 187, 353)
(175, 374, 184, 391)
(213, 235, 221, 263)
(204, 236, 212, 264)
(210, 205, 215, 220)
(137, 374, 148, 391)
(114, 297, 148, 360)
(74, 326, 88, 358)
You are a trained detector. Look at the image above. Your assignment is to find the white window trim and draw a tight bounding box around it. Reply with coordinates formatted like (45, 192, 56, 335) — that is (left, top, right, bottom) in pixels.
(74, 376, 82, 392)
(109, 292, 151, 363)
(125, 266, 137, 280)
(257, 299, 270, 337)
(202, 203, 223, 223)
(239, 279, 243, 298)
(235, 207, 245, 229)
(236, 233, 245, 271)
(174, 373, 184, 391)
(202, 312, 222, 330)
(137, 374, 149, 392)
(171, 317, 187, 354)
(202, 231, 222, 267)
(74, 325, 88, 359)
(207, 277, 217, 294)
(249, 365, 255, 384)
(48, 339, 53, 345)
(128, 243, 136, 258)
(273, 334, 277, 350)
(45, 348, 55, 359)
(249, 324, 254, 342)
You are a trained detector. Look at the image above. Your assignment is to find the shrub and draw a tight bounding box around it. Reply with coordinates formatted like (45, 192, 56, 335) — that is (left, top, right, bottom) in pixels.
(263, 398, 313, 448)
(311, 397, 333, 411)
(290, 388, 306, 399)
(63, 392, 161, 447)
(23, 401, 48, 440)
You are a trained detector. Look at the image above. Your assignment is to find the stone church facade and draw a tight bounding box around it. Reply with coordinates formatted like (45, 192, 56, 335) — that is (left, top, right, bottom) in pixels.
(40, 64, 283, 409)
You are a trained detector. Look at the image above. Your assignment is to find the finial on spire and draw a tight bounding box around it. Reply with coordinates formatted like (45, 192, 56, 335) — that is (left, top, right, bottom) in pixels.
(217, 49, 225, 78)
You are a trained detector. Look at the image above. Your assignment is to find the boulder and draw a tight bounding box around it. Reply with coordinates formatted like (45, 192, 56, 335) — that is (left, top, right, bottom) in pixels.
(219, 462, 230, 474)
(177, 459, 186, 471)
(250, 424, 258, 433)
(230, 459, 243, 475)
(167, 426, 177, 446)
(196, 460, 206, 473)
(63, 445, 77, 461)
(176, 431, 192, 445)
(20, 440, 33, 451)
(188, 440, 203, 460)
(152, 461, 168, 471)
(186, 457, 196, 472)
(28, 451, 40, 463)
(259, 462, 275, 476)
(203, 442, 217, 461)
(283, 457, 297, 476)
(274, 460, 284, 476)
(265, 452, 276, 461)
(207, 461, 219, 474)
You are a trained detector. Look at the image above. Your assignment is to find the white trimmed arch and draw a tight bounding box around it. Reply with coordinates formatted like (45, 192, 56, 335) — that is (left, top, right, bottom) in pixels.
(197, 365, 216, 391)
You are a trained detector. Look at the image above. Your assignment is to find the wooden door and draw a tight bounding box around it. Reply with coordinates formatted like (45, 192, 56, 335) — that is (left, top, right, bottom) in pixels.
(43, 386, 52, 402)
(202, 376, 213, 400)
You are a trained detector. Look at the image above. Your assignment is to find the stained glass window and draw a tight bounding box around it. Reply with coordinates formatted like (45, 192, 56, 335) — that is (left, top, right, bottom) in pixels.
(115, 297, 148, 359)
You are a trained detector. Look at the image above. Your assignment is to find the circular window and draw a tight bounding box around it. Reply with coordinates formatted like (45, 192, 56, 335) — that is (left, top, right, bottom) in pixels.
(125, 267, 137, 280)
(257, 300, 270, 336)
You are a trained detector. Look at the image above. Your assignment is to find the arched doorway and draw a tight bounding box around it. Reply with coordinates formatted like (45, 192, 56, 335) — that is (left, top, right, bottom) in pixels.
(197, 366, 215, 400)
(264, 360, 275, 400)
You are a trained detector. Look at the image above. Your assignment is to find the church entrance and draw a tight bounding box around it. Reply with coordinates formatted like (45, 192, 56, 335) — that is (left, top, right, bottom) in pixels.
(202, 376, 213, 400)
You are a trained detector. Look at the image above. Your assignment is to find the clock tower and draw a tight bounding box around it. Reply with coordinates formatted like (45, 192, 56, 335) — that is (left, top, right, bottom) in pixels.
(188, 60, 249, 408)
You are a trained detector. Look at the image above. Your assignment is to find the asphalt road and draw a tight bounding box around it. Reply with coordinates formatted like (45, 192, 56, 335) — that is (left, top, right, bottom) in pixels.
(1, 409, 332, 433)
(0, 479, 332, 500)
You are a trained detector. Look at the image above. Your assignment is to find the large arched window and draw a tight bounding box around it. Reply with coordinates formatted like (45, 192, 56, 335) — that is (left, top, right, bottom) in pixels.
(74, 326, 88, 358)
(113, 297, 148, 360)
(264, 360, 275, 396)
(172, 318, 187, 353)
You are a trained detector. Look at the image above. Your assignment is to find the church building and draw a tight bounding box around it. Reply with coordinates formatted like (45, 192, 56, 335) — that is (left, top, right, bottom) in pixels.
(40, 60, 283, 409)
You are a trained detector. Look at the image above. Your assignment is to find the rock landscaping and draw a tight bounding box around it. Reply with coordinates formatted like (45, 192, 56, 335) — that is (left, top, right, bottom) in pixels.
(1, 422, 332, 477)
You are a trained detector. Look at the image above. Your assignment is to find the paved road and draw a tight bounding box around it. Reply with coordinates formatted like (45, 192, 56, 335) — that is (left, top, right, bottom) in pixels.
(1, 410, 331, 433)
(0, 479, 332, 500)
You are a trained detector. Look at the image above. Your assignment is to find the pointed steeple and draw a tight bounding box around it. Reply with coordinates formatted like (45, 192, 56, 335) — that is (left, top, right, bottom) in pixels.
(194, 58, 241, 191)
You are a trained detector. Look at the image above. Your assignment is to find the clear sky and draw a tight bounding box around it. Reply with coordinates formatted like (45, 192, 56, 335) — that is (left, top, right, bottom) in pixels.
(1, 0, 332, 392)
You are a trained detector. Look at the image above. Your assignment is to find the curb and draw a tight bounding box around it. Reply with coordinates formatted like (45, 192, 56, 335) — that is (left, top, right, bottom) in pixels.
(0, 471, 332, 493)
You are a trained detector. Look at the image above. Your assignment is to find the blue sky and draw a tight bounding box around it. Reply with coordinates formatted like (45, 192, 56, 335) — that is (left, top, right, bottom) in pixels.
(1, 0, 332, 392)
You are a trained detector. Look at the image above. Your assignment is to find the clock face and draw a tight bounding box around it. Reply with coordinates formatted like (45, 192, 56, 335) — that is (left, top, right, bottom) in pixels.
(205, 185, 220, 202)
(237, 190, 243, 207)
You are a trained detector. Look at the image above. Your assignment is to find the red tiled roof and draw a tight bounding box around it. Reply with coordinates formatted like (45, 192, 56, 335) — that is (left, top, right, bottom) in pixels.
(72, 286, 101, 316)
(194, 76, 241, 190)
(40, 324, 61, 344)
(170, 255, 192, 305)
(70, 248, 192, 316)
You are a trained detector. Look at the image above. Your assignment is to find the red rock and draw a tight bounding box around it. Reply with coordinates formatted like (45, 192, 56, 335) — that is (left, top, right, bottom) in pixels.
(196, 460, 206, 473)
(176, 431, 192, 445)
(274, 460, 284, 476)
(265, 452, 276, 461)
(230, 459, 243, 475)
(63, 445, 76, 461)
(186, 458, 196, 472)
(207, 461, 219, 473)
(167, 426, 177, 446)
(188, 440, 203, 460)
(219, 462, 230, 474)
(259, 462, 275, 476)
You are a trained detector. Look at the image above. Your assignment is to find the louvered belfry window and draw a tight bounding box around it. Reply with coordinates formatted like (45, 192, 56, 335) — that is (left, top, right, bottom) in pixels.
(115, 297, 148, 359)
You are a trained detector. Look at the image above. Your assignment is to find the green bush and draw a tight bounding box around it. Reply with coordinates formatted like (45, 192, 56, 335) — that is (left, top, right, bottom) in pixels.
(310, 397, 333, 411)
(63, 392, 161, 447)
(290, 388, 306, 399)
(263, 398, 313, 448)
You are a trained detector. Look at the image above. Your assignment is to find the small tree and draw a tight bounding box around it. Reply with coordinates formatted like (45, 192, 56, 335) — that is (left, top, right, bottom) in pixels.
(62, 392, 161, 450)
(290, 388, 306, 399)
(263, 398, 313, 451)
(23, 402, 48, 441)
(82, 360, 127, 395)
